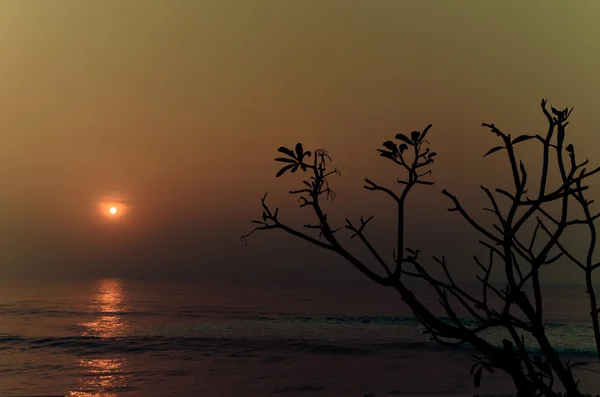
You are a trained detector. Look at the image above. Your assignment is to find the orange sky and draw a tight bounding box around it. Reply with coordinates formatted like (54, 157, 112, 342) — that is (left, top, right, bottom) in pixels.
(1, 1, 599, 281)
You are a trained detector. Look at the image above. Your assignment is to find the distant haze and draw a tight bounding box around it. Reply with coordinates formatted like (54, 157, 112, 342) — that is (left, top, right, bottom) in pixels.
(1, 1, 599, 282)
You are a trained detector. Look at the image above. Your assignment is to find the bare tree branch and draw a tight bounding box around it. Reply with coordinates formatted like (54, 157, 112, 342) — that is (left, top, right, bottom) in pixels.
(243, 101, 595, 396)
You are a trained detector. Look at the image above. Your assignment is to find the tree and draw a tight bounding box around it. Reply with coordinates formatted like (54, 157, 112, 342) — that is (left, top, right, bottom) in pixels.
(242, 99, 600, 397)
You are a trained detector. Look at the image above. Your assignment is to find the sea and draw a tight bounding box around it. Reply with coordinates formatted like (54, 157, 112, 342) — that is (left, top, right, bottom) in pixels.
(1, 278, 600, 397)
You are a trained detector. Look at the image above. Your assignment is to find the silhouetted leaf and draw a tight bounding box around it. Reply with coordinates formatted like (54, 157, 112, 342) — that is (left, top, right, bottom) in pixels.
(277, 146, 295, 158)
(305, 151, 312, 157)
(276, 164, 295, 177)
(482, 363, 495, 373)
(542, 361, 552, 376)
(303, 181, 312, 188)
(474, 367, 483, 388)
(250, 220, 264, 224)
(502, 339, 513, 351)
(428, 152, 437, 158)
(291, 164, 299, 173)
(274, 157, 298, 164)
(395, 133, 412, 145)
(570, 362, 588, 368)
(301, 164, 307, 171)
(566, 144, 574, 153)
(383, 140, 396, 151)
(295, 143, 304, 158)
(511, 135, 535, 144)
(399, 144, 408, 152)
(411, 131, 420, 143)
(420, 124, 432, 142)
(483, 146, 505, 157)
(470, 363, 479, 375)
(377, 149, 394, 159)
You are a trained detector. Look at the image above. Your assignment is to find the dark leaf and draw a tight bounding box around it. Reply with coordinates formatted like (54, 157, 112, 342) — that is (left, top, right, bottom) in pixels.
(250, 220, 264, 224)
(395, 133, 413, 145)
(483, 146, 505, 157)
(474, 367, 483, 388)
(305, 151, 312, 157)
(511, 135, 535, 144)
(399, 143, 408, 152)
(470, 363, 479, 375)
(502, 339, 513, 351)
(291, 164, 299, 173)
(570, 362, 588, 368)
(383, 140, 396, 151)
(411, 130, 420, 143)
(566, 144, 574, 153)
(300, 164, 307, 171)
(482, 363, 495, 373)
(406, 248, 415, 255)
(303, 181, 312, 188)
(274, 157, 298, 164)
(276, 164, 295, 178)
(277, 146, 295, 158)
(428, 152, 437, 158)
(377, 149, 394, 159)
(295, 143, 304, 158)
(542, 361, 552, 376)
(420, 124, 432, 142)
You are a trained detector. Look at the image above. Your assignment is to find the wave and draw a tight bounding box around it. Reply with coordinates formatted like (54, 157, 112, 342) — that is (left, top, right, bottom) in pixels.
(3, 303, 587, 331)
(0, 332, 598, 358)
(3, 309, 598, 357)
(252, 314, 583, 331)
(1, 305, 296, 319)
(0, 334, 377, 356)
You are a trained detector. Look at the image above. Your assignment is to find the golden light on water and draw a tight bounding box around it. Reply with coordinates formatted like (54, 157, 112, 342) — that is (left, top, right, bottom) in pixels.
(70, 279, 132, 396)
(81, 278, 129, 338)
(68, 358, 128, 397)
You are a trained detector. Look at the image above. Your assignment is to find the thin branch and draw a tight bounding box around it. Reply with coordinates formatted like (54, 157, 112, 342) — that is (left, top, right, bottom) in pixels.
(443, 189, 503, 244)
(364, 178, 400, 201)
(345, 216, 393, 277)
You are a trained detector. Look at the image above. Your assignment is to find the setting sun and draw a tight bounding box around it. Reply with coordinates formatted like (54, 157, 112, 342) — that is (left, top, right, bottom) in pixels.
(96, 195, 129, 221)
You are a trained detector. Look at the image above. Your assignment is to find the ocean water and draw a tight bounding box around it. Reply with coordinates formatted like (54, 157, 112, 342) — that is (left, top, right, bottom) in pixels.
(1, 278, 600, 397)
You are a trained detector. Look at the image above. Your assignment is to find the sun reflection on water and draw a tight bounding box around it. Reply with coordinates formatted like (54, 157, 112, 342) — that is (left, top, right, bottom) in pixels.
(68, 358, 129, 397)
(81, 278, 129, 338)
(69, 279, 132, 396)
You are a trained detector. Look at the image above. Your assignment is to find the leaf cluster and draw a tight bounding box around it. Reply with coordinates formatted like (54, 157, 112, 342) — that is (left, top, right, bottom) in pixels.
(274, 143, 312, 177)
(377, 124, 437, 167)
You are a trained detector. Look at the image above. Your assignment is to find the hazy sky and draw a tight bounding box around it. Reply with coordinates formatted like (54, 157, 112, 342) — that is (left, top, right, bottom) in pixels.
(1, 1, 599, 281)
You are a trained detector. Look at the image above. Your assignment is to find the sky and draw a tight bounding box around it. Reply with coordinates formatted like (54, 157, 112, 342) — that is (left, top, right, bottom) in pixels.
(0, 1, 599, 282)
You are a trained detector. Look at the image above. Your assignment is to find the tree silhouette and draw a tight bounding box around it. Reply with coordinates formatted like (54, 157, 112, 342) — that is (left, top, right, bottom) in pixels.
(243, 99, 600, 397)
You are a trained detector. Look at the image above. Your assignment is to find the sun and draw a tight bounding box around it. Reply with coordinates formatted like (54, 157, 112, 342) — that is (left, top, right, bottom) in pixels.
(96, 195, 129, 222)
